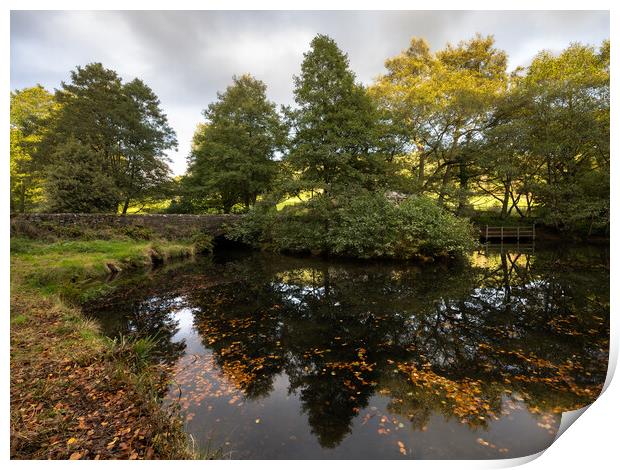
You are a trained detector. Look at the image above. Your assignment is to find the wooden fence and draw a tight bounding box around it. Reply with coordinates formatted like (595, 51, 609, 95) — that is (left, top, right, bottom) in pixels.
(482, 225, 535, 241)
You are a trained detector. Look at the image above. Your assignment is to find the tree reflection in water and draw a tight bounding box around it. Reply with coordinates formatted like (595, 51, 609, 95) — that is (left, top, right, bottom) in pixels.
(85, 244, 609, 456)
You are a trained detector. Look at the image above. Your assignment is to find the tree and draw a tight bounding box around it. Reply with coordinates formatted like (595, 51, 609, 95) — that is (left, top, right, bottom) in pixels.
(116, 78, 177, 214)
(45, 139, 120, 213)
(371, 35, 508, 213)
(43, 63, 177, 213)
(286, 34, 388, 197)
(10, 86, 57, 213)
(183, 74, 284, 213)
(471, 78, 539, 219)
(517, 41, 609, 233)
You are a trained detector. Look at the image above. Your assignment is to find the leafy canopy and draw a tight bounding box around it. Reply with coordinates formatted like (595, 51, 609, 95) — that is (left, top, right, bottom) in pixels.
(10, 85, 57, 213)
(43, 63, 177, 213)
(182, 74, 284, 213)
(286, 34, 389, 196)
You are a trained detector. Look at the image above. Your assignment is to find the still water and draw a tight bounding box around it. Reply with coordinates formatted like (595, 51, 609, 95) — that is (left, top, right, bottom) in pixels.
(85, 244, 609, 459)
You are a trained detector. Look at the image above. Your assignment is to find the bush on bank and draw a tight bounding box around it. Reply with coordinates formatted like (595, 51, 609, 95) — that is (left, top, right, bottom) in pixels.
(226, 192, 477, 260)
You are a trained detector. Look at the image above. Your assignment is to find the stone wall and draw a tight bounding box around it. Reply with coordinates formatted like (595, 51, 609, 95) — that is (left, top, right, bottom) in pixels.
(10, 213, 243, 240)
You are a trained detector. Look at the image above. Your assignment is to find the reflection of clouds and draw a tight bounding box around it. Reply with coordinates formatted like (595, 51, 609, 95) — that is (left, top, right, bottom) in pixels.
(272, 281, 326, 307)
(459, 279, 553, 311)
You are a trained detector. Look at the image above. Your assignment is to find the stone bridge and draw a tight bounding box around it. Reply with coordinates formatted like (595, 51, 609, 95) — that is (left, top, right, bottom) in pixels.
(10, 213, 243, 240)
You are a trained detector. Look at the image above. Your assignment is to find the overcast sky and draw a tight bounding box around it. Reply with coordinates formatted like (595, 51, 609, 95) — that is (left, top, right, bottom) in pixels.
(11, 10, 609, 175)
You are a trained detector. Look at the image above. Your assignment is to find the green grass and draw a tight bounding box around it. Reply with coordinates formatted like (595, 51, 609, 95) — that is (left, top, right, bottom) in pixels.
(123, 199, 172, 214)
(10, 314, 28, 326)
(276, 190, 316, 210)
(11, 238, 195, 303)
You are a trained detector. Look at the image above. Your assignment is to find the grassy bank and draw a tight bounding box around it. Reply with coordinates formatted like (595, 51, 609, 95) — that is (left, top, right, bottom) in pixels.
(10, 238, 198, 459)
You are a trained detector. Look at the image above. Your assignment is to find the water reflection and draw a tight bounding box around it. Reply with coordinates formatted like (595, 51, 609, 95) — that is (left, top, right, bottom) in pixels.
(84, 244, 609, 459)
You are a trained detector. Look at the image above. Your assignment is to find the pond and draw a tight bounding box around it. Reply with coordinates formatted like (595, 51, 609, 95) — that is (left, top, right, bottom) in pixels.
(84, 243, 609, 459)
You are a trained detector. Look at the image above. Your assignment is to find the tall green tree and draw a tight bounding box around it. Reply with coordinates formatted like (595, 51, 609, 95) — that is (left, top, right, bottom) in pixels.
(117, 78, 177, 214)
(183, 74, 284, 213)
(43, 63, 177, 213)
(371, 35, 508, 213)
(286, 34, 388, 196)
(10, 85, 57, 213)
(518, 41, 609, 233)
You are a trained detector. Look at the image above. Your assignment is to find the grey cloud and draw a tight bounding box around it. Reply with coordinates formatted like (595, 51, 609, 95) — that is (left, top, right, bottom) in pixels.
(11, 10, 609, 175)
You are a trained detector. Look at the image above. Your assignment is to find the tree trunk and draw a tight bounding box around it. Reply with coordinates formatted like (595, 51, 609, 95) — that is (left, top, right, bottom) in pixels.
(500, 182, 510, 219)
(456, 159, 469, 215)
(19, 182, 26, 214)
(121, 197, 130, 215)
(510, 191, 525, 218)
(417, 146, 425, 188)
(437, 165, 452, 207)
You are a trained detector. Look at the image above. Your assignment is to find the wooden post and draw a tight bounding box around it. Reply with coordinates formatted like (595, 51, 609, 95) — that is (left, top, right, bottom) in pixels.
(532, 223, 536, 240)
(485, 225, 488, 241)
(517, 226, 520, 240)
(501, 226, 504, 241)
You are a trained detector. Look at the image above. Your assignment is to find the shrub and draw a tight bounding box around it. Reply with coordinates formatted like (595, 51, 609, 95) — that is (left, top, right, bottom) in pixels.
(227, 192, 477, 260)
(191, 231, 214, 254)
(119, 224, 153, 241)
(395, 196, 477, 257)
(327, 193, 401, 258)
(225, 202, 277, 248)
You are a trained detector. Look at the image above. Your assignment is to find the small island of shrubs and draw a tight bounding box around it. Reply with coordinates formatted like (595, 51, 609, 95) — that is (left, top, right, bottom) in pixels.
(227, 191, 476, 260)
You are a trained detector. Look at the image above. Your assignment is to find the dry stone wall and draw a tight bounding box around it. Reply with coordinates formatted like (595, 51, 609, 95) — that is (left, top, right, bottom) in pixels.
(10, 213, 242, 240)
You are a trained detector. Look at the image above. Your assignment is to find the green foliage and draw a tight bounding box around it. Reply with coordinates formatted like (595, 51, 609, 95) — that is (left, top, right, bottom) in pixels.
(10, 85, 57, 213)
(395, 196, 477, 257)
(326, 193, 401, 258)
(371, 36, 609, 235)
(518, 42, 609, 234)
(286, 35, 390, 196)
(228, 192, 476, 259)
(371, 35, 508, 209)
(10, 36, 609, 240)
(191, 231, 214, 254)
(44, 140, 120, 213)
(182, 74, 284, 213)
(43, 63, 177, 214)
(327, 194, 477, 258)
(164, 196, 212, 214)
(223, 202, 277, 248)
(119, 225, 154, 241)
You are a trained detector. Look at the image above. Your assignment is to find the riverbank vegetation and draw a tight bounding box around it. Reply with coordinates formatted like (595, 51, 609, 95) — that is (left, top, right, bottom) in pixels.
(10, 237, 200, 459)
(11, 34, 609, 244)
